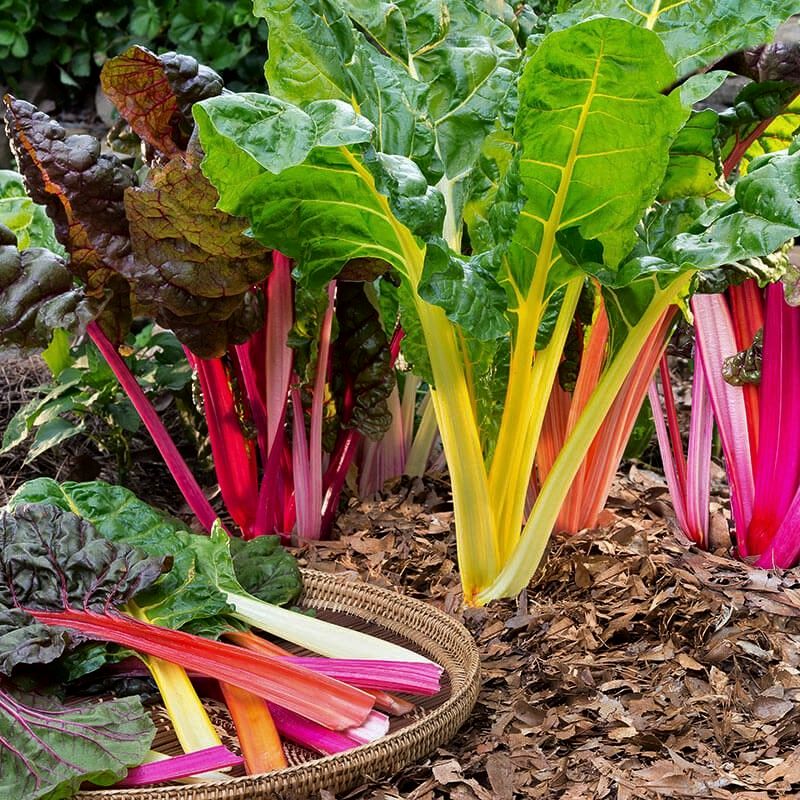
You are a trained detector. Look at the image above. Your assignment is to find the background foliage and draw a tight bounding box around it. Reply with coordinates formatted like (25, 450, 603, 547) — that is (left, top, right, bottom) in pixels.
(0, 0, 268, 91)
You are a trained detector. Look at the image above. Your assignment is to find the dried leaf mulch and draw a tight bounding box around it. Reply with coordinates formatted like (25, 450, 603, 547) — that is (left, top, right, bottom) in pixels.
(298, 472, 800, 799)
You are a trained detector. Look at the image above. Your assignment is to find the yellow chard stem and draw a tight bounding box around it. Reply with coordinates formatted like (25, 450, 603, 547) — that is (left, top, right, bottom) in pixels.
(416, 297, 499, 601)
(494, 277, 583, 560)
(477, 276, 691, 604)
(146, 656, 222, 753)
(126, 602, 222, 764)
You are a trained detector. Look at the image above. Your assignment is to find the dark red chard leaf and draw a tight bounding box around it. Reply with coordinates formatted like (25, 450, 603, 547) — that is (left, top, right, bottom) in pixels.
(159, 51, 225, 129)
(0, 504, 167, 619)
(332, 283, 395, 440)
(124, 149, 270, 358)
(0, 225, 92, 348)
(717, 42, 800, 84)
(0, 503, 166, 678)
(100, 46, 223, 159)
(3, 97, 135, 292)
(3, 97, 135, 341)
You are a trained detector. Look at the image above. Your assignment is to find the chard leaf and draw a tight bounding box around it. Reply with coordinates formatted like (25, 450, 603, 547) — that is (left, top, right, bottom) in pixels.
(331, 282, 396, 440)
(9, 480, 302, 629)
(8, 480, 232, 636)
(664, 149, 800, 268)
(256, 0, 438, 172)
(0, 227, 92, 349)
(677, 70, 732, 106)
(229, 535, 302, 606)
(3, 98, 135, 341)
(419, 238, 508, 339)
(0, 170, 63, 254)
(0, 684, 154, 800)
(195, 94, 420, 289)
(659, 109, 724, 201)
(124, 148, 270, 358)
(337, 0, 520, 177)
(257, 0, 519, 178)
(100, 45, 223, 158)
(508, 17, 686, 292)
(0, 610, 73, 677)
(549, 0, 799, 75)
(0, 503, 166, 618)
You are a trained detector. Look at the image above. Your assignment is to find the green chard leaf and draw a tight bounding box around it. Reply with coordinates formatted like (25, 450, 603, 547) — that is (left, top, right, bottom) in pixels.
(507, 17, 687, 292)
(195, 93, 426, 288)
(659, 109, 724, 201)
(548, 0, 800, 75)
(256, 0, 519, 178)
(229, 535, 302, 606)
(0, 686, 154, 800)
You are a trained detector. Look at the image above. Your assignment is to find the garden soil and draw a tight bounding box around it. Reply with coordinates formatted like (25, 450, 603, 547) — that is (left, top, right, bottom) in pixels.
(3, 356, 800, 798)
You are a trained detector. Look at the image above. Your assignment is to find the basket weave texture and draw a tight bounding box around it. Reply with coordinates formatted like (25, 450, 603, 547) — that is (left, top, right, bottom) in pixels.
(79, 568, 481, 800)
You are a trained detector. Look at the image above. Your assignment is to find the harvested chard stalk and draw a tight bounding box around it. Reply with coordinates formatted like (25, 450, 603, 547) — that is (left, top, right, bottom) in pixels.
(114, 747, 243, 788)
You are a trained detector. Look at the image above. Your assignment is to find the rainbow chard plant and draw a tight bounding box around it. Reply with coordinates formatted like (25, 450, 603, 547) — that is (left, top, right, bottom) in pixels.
(2, 46, 401, 541)
(650, 39, 800, 564)
(190, 0, 800, 604)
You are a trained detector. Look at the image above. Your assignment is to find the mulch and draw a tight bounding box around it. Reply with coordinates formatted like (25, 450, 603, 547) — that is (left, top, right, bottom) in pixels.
(296, 472, 800, 799)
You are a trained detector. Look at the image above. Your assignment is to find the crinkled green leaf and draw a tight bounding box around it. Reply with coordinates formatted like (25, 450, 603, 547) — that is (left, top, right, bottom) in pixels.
(719, 80, 800, 173)
(337, 0, 520, 177)
(419, 238, 509, 340)
(257, 0, 518, 177)
(463, 127, 516, 252)
(664, 149, 800, 268)
(549, 0, 799, 75)
(229, 535, 302, 606)
(0, 684, 154, 800)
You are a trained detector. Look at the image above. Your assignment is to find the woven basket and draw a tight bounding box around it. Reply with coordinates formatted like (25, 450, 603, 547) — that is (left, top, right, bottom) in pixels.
(79, 569, 481, 800)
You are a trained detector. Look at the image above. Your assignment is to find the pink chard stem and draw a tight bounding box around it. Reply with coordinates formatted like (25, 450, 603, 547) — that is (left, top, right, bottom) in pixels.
(87, 321, 217, 532)
(692, 293, 755, 552)
(293, 282, 336, 540)
(186, 351, 260, 537)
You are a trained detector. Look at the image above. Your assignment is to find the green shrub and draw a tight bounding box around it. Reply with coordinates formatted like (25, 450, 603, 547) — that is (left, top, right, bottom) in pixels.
(0, 0, 267, 92)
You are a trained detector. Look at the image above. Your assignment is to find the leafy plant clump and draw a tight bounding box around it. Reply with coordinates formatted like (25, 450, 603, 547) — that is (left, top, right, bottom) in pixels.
(5, 3, 800, 607)
(192, 0, 800, 605)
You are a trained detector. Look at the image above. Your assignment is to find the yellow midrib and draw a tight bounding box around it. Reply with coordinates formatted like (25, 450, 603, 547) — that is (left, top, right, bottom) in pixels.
(488, 40, 606, 534)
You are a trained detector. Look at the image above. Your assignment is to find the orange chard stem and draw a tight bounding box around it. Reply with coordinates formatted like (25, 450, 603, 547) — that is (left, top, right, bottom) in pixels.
(220, 682, 288, 774)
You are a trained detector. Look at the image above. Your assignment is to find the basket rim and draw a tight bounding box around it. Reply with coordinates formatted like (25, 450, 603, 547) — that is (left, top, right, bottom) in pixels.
(78, 567, 481, 800)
